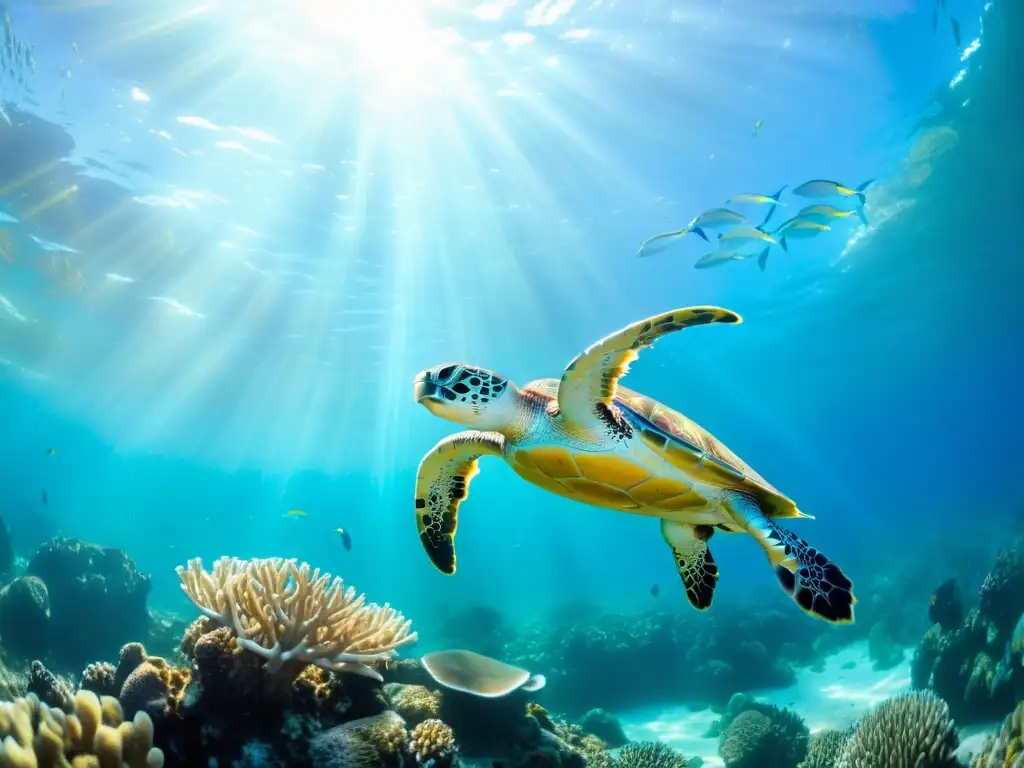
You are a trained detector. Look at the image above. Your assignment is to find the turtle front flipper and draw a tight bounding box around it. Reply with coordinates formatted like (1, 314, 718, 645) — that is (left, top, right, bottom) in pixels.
(660, 519, 719, 611)
(556, 307, 742, 432)
(726, 492, 856, 624)
(415, 431, 506, 575)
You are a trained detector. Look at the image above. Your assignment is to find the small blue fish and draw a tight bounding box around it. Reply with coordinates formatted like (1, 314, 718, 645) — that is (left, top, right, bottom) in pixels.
(686, 208, 750, 242)
(792, 179, 873, 225)
(796, 204, 860, 225)
(694, 250, 747, 269)
(636, 229, 689, 258)
(726, 186, 787, 208)
(775, 218, 830, 251)
(718, 226, 777, 250)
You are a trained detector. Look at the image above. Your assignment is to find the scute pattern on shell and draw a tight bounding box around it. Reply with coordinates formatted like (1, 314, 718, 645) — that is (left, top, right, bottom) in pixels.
(836, 691, 959, 768)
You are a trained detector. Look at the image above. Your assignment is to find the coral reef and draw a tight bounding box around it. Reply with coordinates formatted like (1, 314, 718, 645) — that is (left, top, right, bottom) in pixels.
(615, 741, 689, 768)
(797, 728, 851, 768)
(0, 690, 163, 767)
(552, 720, 614, 768)
(970, 700, 1024, 768)
(929, 578, 964, 631)
(580, 708, 628, 748)
(504, 605, 816, 714)
(713, 694, 808, 768)
(912, 544, 1024, 722)
(385, 683, 441, 727)
(81, 661, 119, 697)
(26, 537, 152, 667)
(177, 556, 418, 680)
(410, 718, 457, 767)
(835, 691, 958, 768)
(0, 576, 50, 659)
(308, 711, 408, 768)
(26, 660, 73, 711)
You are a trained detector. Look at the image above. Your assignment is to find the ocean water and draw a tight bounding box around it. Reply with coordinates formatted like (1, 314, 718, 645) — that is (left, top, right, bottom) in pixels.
(0, 0, 1021, 766)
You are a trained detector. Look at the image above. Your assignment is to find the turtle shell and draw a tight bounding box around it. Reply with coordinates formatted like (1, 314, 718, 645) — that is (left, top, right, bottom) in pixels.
(523, 378, 801, 519)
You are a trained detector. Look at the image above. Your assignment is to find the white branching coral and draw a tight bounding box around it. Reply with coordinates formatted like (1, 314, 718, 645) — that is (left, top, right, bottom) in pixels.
(175, 556, 418, 680)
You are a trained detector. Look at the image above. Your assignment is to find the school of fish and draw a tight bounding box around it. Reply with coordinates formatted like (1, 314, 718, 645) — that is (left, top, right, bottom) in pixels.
(636, 178, 874, 272)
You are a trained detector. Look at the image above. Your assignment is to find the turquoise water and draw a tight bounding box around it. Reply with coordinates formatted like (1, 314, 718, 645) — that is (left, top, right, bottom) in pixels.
(0, 0, 1021, 763)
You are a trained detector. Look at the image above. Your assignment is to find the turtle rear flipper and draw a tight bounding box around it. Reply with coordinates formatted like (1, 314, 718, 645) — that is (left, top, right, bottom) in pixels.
(727, 492, 855, 624)
(660, 519, 719, 611)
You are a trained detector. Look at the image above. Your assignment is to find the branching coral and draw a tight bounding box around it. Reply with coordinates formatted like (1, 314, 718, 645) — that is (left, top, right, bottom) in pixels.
(409, 719, 456, 766)
(176, 556, 418, 680)
(798, 729, 851, 768)
(615, 741, 689, 768)
(0, 690, 163, 767)
(836, 691, 959, 768)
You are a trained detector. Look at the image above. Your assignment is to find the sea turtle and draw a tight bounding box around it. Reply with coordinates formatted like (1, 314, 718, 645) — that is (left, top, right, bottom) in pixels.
(412, 306, 855, 623)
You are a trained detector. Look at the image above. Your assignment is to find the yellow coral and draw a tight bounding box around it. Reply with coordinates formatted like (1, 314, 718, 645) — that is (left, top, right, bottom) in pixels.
(409, 719, 456, 765)
(526, 703, 555, 732)
(0, 690, 164, 767)
(388, 685, 441, 727)
(972, 701, 1024, 768)
(176, 556, 418, 680)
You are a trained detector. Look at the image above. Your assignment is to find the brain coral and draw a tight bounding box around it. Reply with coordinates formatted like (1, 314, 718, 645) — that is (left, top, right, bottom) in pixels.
(836, 691, 959, 768)
(718, 701, 809, 768)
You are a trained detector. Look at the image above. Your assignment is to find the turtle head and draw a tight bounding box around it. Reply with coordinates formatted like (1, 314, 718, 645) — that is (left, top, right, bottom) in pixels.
(414, 363, 519, 430)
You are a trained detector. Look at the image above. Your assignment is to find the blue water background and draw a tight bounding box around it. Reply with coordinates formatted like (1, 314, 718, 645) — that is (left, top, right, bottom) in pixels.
(0, 0, 1019, 646)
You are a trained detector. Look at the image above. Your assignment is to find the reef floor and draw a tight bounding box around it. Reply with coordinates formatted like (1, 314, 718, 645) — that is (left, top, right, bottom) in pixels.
(619, 640, 960, 766)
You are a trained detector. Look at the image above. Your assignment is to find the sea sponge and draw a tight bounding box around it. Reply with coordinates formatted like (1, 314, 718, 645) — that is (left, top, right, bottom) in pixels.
(409, 719, 456, 766)
(385, 684, 441, 727)
(836, 691, 959, 767)
(970, 701, 1024, 768)
(177, 556, 418, 680)
(81, 662, 119, 697)
(0, 689, 164, 767)
(615, 741, 689, 768)
(798, 729, 851, 768)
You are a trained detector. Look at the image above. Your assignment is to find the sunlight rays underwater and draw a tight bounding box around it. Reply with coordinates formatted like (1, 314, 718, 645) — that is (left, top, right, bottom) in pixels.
(1, 0, 897, 476)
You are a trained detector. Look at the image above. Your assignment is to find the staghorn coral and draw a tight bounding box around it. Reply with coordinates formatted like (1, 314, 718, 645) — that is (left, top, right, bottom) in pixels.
(80, 662, 119, 697)
(836, 691, 959, 767)
(798, 729, 851, 768)
(176, 556, 418, 680)
(615, 741, 689, 768)
(384, 684, 440, 727)
(409, 718, 456, 766)
(0, 689, 163, 767)
(971, 701, 1024, 768)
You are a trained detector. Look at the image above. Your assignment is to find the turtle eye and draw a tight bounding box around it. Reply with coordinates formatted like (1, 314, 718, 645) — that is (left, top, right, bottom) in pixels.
(436, 365, 457, 381)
